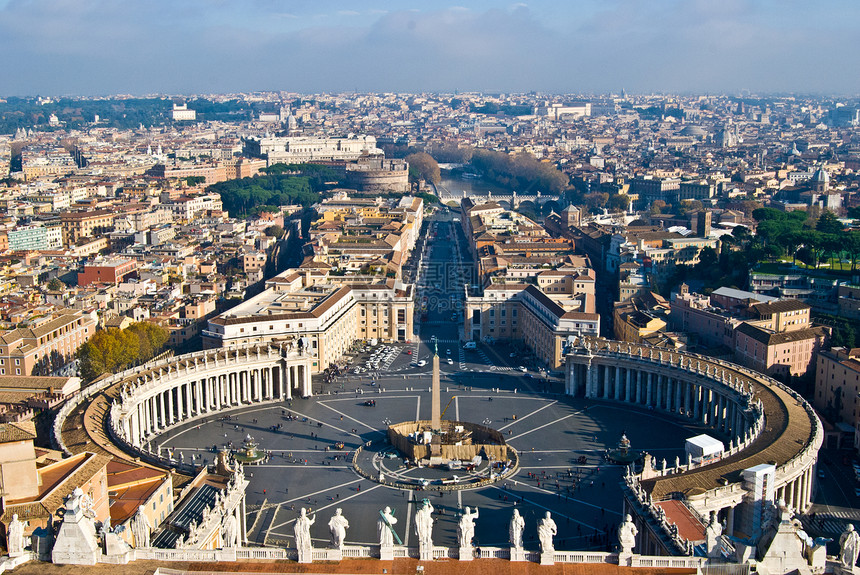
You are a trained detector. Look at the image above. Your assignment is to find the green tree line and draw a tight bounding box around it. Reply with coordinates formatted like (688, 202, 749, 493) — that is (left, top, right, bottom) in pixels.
(77, 323, 169, 383)
(207, 163, 339, 217)
(665, 208, 860, 296)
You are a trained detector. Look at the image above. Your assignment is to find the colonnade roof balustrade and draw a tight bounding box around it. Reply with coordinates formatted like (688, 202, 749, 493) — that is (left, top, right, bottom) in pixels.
(575, 338, 820, 501)
(56, 343, 302, 481)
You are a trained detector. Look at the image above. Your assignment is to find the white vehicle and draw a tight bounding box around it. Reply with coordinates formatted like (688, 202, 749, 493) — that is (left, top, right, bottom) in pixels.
(370, 338, 378, 346)
(518, 366, 527, 372)
(447, 358, 453, 365)
(417, 360, 427, 367)
(463, 341, 477, 350)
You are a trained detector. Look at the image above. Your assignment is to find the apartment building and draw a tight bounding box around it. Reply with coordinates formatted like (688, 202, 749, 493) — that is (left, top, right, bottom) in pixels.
(464, 283, 599, 369)
(60, 209, 116, 245)
(0, 310, 97, 377)
(203, 270, 414, 373)
(814, 347, 860, 447)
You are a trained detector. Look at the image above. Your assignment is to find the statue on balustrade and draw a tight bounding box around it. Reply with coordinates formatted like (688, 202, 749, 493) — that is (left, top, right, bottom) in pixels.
(839, 524, 860, 572)
(509, 509, 525, 550)
(537, 511, 557, 554)
(222, 513, 238, 548)
(131, 505, 151, 548)
(705, 513, 723, 558)
(378, 506, 398, 548)
(294, 508, 315, 557)
(457, 507, 479, 550)
(618, 514, 638, 554)
(415, 499, 434, 549)
(328, 508, 349, 549)
(7, 514, 26, 556)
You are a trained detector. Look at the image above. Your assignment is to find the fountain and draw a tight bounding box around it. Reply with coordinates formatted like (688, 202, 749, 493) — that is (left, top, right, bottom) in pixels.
(233, 434, 267, 465)
(606, 433, 642, 465)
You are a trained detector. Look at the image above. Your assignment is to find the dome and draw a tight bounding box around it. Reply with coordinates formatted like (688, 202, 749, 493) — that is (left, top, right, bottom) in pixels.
(680, 125, 708, 138)
(812, 167, 829, 183)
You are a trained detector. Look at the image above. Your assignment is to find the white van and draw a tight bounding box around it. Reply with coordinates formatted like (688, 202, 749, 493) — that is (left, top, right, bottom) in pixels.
(463, 341, 477, 350)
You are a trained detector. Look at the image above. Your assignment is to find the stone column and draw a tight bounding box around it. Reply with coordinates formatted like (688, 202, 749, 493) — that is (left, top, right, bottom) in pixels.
(674, 379, 682, 415)
(587, 363, 597, 399)
(167, 386, 175, 425)
(303, 365, 311, 397)
(636, 370, 643, 404)
(693, 384, 700, 420)
(256, 368, 263, 401)
(646, 373, 653, 407)
(655, 375, 663, 410)
(626, 369, 633, 403)
(615, 366, 622, 400)
(665, 377, 673, 412)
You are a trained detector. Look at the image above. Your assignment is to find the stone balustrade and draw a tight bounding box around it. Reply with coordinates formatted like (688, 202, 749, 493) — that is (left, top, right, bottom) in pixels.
(54, 344, 313, 461)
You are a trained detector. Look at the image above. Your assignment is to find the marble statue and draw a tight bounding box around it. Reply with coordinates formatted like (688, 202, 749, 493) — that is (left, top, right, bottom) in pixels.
(378, 507, 397, 548)
(618, 514, 638, 554)
(294, 508, 315, 558)
(131, 505, 151, 548)
(7, 514, 26, 556)
(537, 511, 557, 554)
(840, 524, 860, 571)
(328, 508, 349, 549)
(457, 507, 479, 549)
(415, 499, 435, 549)
(705, 514, 723, 558)
(509, 509, 525, 549)
(222, 513, 238, 548)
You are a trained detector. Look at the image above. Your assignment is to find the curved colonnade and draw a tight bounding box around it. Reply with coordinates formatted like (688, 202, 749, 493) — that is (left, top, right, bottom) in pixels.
(565, 338, 822, 553)
(54, 344, 313, 473)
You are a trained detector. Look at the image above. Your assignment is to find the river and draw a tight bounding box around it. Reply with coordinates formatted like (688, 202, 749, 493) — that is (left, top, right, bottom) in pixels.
(436, 172, 515, 200)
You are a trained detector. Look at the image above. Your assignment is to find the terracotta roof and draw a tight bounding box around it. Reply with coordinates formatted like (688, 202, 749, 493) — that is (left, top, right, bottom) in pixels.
(0, 421, 37, 443)
(734, 323, 828, 346)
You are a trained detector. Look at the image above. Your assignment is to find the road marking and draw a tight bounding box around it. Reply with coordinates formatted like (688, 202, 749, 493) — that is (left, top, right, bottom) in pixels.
(415, 395, 421, 421)
(507, 412, 579, 442)
(317, 401, 378, 432)
(498, 400, 558, 431)
(268, 481, 380, 532)
(403, 490, 415, 547)
(488, 484, 609, 531)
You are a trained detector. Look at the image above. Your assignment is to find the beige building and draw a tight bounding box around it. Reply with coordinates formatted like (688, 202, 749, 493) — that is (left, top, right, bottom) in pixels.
(733, 299, 828, 378)
(464, 283, 599, 370)
(203, 270, 414, 373)
(60, 209, 116, 245)
(814, 347, 860, 447)
(0, 310, 97, 377)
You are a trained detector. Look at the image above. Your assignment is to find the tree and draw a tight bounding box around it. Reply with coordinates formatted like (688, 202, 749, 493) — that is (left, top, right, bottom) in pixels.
(816, 210, 843, 234)
(46, 277, 65, 291)
(265, 225, 284, 238)
(405, 152, 441, 185)
(650, 200, 668, 215)
(77, 323, 169, 383)
(607, 193, 631, 213)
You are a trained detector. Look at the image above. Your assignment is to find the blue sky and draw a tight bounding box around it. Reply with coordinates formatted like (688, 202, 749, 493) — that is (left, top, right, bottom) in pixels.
(1, 0, 858, 96)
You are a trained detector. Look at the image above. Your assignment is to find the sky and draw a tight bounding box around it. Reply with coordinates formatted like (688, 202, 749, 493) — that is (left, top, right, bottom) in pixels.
(1, 0, 859, 97)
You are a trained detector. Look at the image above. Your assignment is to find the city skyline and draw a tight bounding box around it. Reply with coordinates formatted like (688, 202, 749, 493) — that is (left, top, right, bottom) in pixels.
(2, 0, 860, 96)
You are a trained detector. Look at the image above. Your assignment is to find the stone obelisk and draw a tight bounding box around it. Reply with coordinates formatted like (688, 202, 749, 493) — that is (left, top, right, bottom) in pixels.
(431, 338, 441, 431)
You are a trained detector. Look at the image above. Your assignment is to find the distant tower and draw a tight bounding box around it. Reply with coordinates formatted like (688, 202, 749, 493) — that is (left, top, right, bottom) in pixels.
(696, 211, 712, 238)
(561, 204, 581, 228)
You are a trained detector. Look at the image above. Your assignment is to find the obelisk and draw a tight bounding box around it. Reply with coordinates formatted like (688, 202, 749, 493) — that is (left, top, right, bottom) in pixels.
(431, 338, 441, 430)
